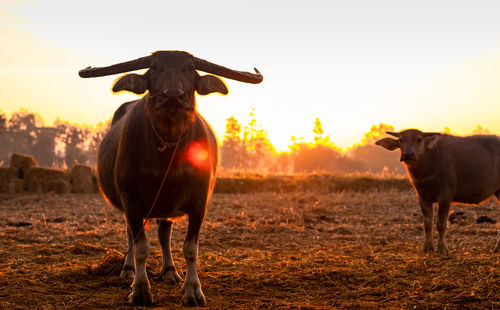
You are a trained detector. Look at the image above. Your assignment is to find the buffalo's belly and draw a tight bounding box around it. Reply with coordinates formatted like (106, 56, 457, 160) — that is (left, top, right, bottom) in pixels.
(453, 175, 500, 204)
(122, 171, 212, 218)
(453, 190, 494, 205)
(148, 208, 187, 219)
(97, 139, 122, 210)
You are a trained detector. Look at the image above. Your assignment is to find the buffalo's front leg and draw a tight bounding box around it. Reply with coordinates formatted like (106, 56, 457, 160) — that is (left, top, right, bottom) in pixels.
(120, 226, 135, 281)
(182, 213, 206, 307)
(157, 219, 182, 283)
(127, 216, 153, 306)
(436, 198, 451, 256)
(419, 197, 434, 253)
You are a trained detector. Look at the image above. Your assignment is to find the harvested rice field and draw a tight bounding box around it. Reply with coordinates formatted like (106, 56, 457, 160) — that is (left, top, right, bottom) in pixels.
(0, 188, 499, 309)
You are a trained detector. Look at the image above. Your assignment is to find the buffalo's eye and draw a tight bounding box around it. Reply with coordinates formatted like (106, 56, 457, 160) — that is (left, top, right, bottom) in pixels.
(417, 137, 423, 143)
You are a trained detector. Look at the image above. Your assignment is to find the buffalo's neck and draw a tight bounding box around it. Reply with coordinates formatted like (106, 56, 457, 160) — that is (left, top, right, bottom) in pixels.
(406, 148, 439, 185)
(154, 113, 194, 144)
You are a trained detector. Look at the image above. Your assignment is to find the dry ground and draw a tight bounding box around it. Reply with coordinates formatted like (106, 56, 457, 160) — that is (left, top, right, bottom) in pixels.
(0, 189, 498, 309)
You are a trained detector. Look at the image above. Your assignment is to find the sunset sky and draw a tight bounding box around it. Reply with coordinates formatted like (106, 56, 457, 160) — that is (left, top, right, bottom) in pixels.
(1, 1, 500, 151)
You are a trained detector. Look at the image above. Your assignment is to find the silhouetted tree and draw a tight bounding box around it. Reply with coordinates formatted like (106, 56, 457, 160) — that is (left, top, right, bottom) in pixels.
(221, 116, 245, 168)
(313, 117, 324, 144)
(7, 109, 42, 156)
(242, 109, 275, 169)
(471, 125, 491, 135)
(0, 112, 8, 164)
(289, 118, 347, 172)
(361, 123, 395, 145)
(32, 127, 60, 166)
(220, 110, 275, 171)
(55, 119, 90, 167)
(86, 120, 111, 166)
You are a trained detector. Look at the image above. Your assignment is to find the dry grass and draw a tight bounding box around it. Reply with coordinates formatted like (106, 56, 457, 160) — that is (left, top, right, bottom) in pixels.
(0, 188, 498, 309)
(214, 173, 411, 194)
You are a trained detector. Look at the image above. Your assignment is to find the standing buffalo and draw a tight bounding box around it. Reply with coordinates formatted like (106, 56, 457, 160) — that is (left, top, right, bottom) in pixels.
(376, 129, 500, 255)
(79, 51, 263, 306)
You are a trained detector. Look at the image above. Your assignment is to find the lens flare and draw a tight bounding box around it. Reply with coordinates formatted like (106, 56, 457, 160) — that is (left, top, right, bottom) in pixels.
(185, 141, 210, 170)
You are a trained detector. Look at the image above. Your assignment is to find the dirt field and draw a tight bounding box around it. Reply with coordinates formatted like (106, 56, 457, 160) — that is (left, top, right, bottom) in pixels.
(0, 189, 499, 309)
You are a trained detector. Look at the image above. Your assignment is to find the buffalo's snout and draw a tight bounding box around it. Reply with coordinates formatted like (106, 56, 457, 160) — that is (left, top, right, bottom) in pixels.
(162, 88, 185, 101)
(153, 88, 192, 111)
(400, 152, 416, 162)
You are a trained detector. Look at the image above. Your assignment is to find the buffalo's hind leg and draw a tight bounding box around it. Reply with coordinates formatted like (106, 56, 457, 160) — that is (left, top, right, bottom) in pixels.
(127, 216, 153, 306)
(157, 219, 182, 283)
(182, 211, 207, 307)
(494, 191, 500, 253)
(120, 226, 135, 281)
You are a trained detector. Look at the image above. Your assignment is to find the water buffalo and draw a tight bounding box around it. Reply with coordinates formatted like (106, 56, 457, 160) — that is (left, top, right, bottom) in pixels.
(79, 51, 263, 306)
(376, 129, 500, 255)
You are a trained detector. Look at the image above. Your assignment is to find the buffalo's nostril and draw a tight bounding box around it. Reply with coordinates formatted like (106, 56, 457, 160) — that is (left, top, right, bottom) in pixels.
(163, 89, 184, 99)
(401, 152, 415, 162)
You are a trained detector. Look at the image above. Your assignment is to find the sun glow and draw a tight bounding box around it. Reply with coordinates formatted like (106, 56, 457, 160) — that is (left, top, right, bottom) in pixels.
(1, 1, 500, 154)
(185, 141, 210, 170)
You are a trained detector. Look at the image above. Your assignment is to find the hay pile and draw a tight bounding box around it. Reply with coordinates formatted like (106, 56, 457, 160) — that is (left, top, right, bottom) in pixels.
(69, 165, 94, 193)
(9, 153, 38, 179)
(25, 167, 70, 194)
(0, 153, 100, 194)
(0, 167, 24, 193)
(0, 153, 38, 193)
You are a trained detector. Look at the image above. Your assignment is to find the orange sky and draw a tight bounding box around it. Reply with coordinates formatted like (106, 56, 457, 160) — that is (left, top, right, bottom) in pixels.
(1, 1, 500, 151)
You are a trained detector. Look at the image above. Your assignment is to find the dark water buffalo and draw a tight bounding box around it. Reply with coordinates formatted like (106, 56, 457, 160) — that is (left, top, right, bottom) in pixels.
(376, 129, 500, 255)
(79, 51, 263, 306)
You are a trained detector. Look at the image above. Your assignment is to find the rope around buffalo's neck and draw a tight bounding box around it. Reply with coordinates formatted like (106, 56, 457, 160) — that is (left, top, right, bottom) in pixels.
(150, 117, 188, 152)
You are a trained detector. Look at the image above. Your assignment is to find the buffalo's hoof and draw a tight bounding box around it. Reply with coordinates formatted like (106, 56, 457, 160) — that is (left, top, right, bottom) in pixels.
(161, 267, 182, 284)
(120, 268, 135, 282)
(436, 245, 449, 257)
(182, 283, 206, 307)
(128, 282, 153, 306)
(423, 244, 434, 254)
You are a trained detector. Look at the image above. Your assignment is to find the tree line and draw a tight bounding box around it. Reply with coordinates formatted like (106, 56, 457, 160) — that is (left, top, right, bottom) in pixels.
(0, 109, 109, 168)
(221, 114, 405, 175)
(1, 108, 493, 175)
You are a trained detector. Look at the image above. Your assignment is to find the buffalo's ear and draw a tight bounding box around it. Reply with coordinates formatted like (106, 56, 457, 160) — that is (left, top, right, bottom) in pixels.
(196, 75, 228, 95)
(424, 133, 442, 149)
(112, 74, 148, 94)
(375, 138, 400, 151)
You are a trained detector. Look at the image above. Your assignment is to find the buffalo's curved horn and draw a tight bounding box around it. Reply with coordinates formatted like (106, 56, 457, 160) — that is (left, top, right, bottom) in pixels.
(78, 55, 152, 78)
(387, 131, 400, 137)
(193, 57, 263, 84)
